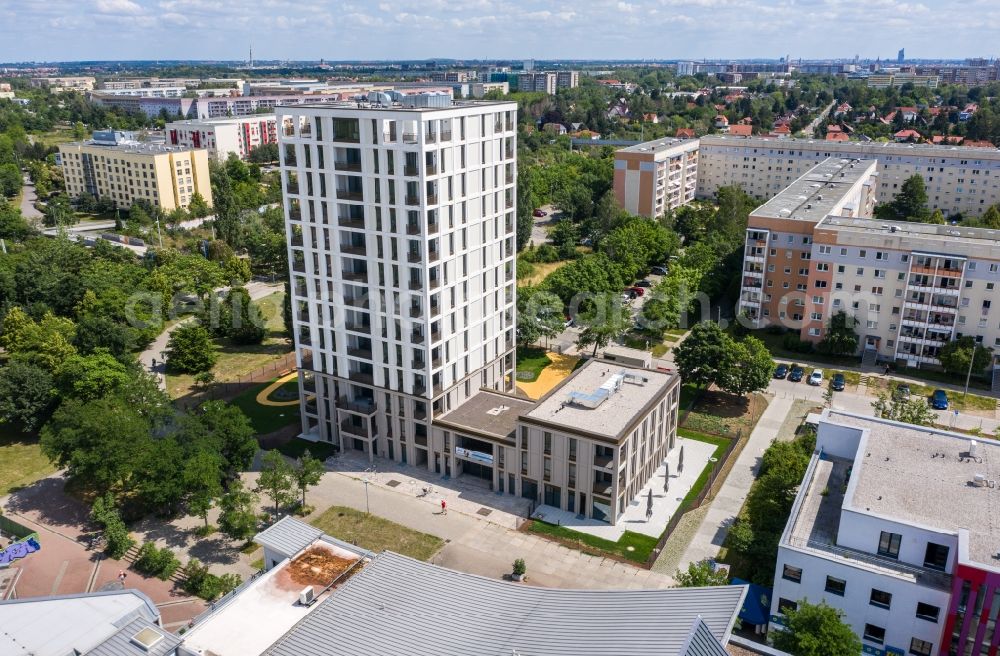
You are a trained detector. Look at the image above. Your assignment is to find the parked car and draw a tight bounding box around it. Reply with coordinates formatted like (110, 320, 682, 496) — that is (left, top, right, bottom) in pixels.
(831, 373, 846, 391)
(563, 317, 574, 328)
(651, 266, 668, 276)
(774, 364, 789, 379)
(808, 369, 824, 386)
(931, 389, 950, 410)
(620, 294, 632, 305)
(533, 208, 547, 217)
(635, 279, 653, 288)
(788, 366, 804, 382)
(894, 383, 911, 399)
(627, 286, 645, 297)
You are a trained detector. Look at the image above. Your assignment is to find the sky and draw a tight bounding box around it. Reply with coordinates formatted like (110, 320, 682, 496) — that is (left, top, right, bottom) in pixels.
(1, 0, 998, 63)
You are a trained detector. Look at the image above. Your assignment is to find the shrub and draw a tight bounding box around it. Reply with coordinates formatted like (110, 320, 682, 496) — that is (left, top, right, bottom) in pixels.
(182, 559, 243, 601)
(534, 244, 561, 263)
(782, 333, 814, 354)
(512, 558, 526, 576)
(90, 494, 135, 560)
(134, 542, 181, 581)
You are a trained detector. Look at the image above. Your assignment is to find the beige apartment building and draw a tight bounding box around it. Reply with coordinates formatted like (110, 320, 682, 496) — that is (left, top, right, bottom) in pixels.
(59, 131, 212, 211)
(697, 135, 1000, 218)
(432, 359, 680, 524)
(29, 76, 95, 92)
(613, 138, 699, 217)
(740, 158, 1000, 370)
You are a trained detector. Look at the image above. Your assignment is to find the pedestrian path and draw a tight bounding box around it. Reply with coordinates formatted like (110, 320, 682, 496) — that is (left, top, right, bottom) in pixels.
(668, 395, 793, 570)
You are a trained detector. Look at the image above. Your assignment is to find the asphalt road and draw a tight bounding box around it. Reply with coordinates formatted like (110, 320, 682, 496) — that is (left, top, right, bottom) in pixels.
(19, 176, 42, 220)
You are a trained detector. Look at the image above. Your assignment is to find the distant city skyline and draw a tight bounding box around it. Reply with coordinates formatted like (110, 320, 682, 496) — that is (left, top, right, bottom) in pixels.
(0, 0, 997, 63)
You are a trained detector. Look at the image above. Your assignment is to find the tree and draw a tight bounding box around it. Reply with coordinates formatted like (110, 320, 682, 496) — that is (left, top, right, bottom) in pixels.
(516, 286, 564, 346)
(550, 218, 579, 259)
(871, 393, 937, 426)
(209, 159, 241, 246)
(292, 450, 325, 509)
(218, 478, 259, 542)
(192, 401, 257, 477)
(0, 163, 20, 198)
(0, 360, 56, 431)
(166, 323, 217, 374)
(55, 349, 131, 401)
(257, 450, 295, 517)
(938, 336, 993, 377)
(673, 321, 733, 388)
(674, 560, 729, 587)
(816, 311, 858, 357)
(184, 449, 224, 527)
(772, 601, 862, 656)
(0, 201, 32, 241)
(90, 493, 135, 559)
(575, 294, 630, 356)
(187, 192, 211, 218)
(204, 286, 266, 344)
(41, 194, 74, 227)
(719, 336, 774, 397)
(876, 174, 931, 222)
(0, 308, 78, 372)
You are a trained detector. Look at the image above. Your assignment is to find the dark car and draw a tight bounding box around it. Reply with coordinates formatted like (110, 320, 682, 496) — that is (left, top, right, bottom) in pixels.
(635, 279, 653, 288)
(931, 389, 949, 410)
(651, 266, 668, 276)
(831, 373, 846, 391)
(533, 208, 547, 217)
(774, 364, 789, 379)
(894, 383, 911, 399)
(788, 366, 804, 382)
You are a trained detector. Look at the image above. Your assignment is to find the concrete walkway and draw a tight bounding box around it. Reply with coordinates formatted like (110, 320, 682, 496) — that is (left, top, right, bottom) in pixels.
(672, 395, 793, 569)
(19, 176, 42, 221)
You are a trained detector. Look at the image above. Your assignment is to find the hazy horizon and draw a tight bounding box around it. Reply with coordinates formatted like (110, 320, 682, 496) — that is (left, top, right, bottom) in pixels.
(1, 0, 997, 63)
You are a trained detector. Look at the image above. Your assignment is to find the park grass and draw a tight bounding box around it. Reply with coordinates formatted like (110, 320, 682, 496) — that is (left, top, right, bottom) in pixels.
(517, 260, 569, 287)
(310, 505, 444, 561)
(515, 346, 552, 383)
(680, 385, 768, 438)
(0, 427, 57, 495)
(32, 127, 80, 148)
(231, 381, 301, 435)
(167, 291, 292, 399)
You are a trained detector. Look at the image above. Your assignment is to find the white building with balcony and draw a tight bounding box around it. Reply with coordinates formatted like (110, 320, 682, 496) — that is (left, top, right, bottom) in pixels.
(278, 100, 518, 468)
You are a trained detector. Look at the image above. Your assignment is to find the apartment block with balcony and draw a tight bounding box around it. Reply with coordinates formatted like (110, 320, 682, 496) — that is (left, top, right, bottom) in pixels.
(771, 409, 1000, 656)
(737, 158, 878, 329)
(613, 138, 700, 218)
(279, 100, 518, 468)
(165, 115, 281, 161)
(58, 130, 212, 211)
(696, 135, 1000, 219)
(517, 72, 557, 94)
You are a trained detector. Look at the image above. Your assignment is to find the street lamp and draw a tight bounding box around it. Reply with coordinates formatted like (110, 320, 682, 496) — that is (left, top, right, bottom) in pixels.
(362, 477, 370, 514)
(964, 343, 980, 401)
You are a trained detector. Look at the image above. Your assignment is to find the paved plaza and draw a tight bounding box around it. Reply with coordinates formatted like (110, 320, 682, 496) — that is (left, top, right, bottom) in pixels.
(531, 436, 717, 541)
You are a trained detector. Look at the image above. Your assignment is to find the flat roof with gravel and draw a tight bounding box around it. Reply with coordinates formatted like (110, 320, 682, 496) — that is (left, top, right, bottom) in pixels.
(751, 157, 875, 223)
(522, 359, 676, 442)
(435, 390, 536, 442)
(828, 411, 1000, 568)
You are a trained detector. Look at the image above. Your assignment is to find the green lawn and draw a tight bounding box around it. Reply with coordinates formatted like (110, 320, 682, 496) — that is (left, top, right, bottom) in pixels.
(275, 438, 337, 461)
(167, 292, 292, 399)
(0, 427, 57, 495)
(515, 346, 552, 382)
(680, 385, 768, 438)
(310, 505, 444, 561)
(528, 430, 730, 565)
(231, 380, 301, 435)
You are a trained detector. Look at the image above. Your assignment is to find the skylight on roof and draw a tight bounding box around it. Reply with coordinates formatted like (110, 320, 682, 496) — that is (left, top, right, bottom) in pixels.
(131, 627, 164, 651)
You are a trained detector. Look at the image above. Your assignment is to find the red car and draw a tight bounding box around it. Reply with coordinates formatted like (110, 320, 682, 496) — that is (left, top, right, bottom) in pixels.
(628, 286, 645, 297)
(533, 208, 547, 217)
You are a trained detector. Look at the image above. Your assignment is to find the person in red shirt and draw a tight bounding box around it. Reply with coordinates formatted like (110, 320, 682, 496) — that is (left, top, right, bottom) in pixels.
(440, 499, 447, 515)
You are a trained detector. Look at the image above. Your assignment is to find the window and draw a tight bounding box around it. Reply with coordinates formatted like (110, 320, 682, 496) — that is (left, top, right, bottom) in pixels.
(870, 589, 892, 609)
(909, 638, 933, 656)
(778, 598, 798, 615)
(924, 542, 949, 571)
(863, 624, 885, 645)
(878, 531, 901, 558)
(825, 575, 846, 596)
(782, 565, 802, 583)
(916, 602, 940, 622)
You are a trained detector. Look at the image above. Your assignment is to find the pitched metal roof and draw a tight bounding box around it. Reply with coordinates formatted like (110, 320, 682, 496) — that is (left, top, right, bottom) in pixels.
(86, 617, 181, 656)
(253, 516, 324, 558)
(263, 552, 746, 656)
(680, 617, 732, 656)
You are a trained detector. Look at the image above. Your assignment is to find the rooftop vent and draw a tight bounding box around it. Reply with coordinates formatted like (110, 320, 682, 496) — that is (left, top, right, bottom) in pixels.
(970, 440, 978, 458)
(974, 473, 987, 487)
(300, 586, 315, 605)
(130, 627, 164, 652)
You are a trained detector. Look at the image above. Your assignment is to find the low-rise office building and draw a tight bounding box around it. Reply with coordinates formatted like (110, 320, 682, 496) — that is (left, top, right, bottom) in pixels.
(771, 409, 1000, 656)
(165, 115, 280, 161)
(433, 359, 680, 525)
(59, 130, 213, 211)
(614, 137, 700, 217)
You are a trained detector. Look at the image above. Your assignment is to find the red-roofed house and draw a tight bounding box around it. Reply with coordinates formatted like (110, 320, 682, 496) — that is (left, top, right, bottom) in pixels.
(897, 107, 918, 122)
(833, 102, 852, 118)
(826, 125, 844, 134)
(826, 132, 850, 142)
(675, 128, 696, 139)
(894, 129, 922, 142)
(714, 115, 729, 129)
(964, 140, 995, 149)
(642, 113, 659, 124)
(931, 135, 964, 145)
(728, 124, 753, 137)
(771, 124, 792, 137)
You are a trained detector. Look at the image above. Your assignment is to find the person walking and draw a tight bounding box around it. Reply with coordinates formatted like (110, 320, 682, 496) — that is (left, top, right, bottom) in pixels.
(440, 499, 447, 515)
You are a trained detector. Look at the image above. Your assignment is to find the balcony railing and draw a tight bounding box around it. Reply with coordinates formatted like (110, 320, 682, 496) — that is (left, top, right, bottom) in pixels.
(428, 250, 440, 262)
(426, 194, 438, 205)
(411, 330, 425, 343)
(339, 421, 369, 438)
(347, 370, 374, 386)
(426, 164, 438, 176)
(337, 190, 364, 202)
(427, 221, 439, 234)
(405, 195, 420, 206)
(341, 244, 367, 256)
(335, 160, 362, 172)
(407, 251, 422, 263)
(592, 480, 613, 496)
(410, 306, 423, 318)
(343, 296, 368, 308)
(430, 304, 440, 317)
(439, 130, 452, 141)
(347, 347, 373, 360)
(408, 279, 422, 291)
(428, 277, 440, 290)
(338, 217, 365, 229)
(404, 165, 419, 177)
(784, 535, 951, 590)
(342, 270, 367, 282)
(336, 397, 377, 415)
(412, 359, 426, 369)
(344, 321, 371, 334)
(406, 222, 421, 235)
(426, 132, 437, 143)
(402, 132, 418, 144)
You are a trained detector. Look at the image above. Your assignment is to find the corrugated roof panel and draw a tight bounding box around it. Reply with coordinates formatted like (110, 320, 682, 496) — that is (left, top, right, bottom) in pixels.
(253, 516, 324, 558)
